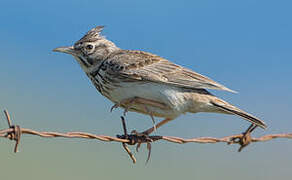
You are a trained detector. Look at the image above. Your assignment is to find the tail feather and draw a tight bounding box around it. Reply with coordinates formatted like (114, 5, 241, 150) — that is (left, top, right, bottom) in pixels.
(210, 99, 267, 129)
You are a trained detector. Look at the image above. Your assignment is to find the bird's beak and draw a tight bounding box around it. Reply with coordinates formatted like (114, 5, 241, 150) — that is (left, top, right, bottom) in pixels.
(53, 46, 76, 55)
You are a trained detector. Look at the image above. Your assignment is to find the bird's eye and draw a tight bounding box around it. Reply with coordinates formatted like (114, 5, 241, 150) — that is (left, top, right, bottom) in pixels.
(86, 44, 94, 50)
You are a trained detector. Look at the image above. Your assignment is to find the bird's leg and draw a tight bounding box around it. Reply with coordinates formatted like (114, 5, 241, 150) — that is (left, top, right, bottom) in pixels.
(120, 97, 170, 133)
(143, 106, 156, 133)
(142, 118, 173, 135)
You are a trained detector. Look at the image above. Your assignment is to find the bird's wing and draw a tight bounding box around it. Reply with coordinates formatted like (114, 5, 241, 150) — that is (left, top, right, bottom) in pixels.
(103, 50, 236, 93)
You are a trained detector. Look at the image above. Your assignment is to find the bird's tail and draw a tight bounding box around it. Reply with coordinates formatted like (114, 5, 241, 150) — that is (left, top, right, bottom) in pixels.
(210, 98, 267, 129)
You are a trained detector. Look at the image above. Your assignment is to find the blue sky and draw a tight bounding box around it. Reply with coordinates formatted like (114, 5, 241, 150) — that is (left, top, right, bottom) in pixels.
(0, 0, 292, 179)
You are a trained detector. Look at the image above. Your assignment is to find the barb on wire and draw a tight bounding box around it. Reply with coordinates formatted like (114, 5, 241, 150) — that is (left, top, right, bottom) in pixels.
(0, 110, 292, 163)
(3, 110, 21, 153)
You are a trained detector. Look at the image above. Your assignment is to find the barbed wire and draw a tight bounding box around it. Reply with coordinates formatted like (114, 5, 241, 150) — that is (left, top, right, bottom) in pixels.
(1, 110, 291, 163)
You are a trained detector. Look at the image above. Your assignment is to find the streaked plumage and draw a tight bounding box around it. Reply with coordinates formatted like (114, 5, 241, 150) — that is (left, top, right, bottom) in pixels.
(53, 26, 267, 133)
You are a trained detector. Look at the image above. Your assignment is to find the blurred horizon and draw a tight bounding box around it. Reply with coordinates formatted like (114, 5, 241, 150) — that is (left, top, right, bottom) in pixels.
(0, 0, 292, 180)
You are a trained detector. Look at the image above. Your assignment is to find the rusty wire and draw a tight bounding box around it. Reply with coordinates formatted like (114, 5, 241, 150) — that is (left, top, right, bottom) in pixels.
(1, 110, 292, 163)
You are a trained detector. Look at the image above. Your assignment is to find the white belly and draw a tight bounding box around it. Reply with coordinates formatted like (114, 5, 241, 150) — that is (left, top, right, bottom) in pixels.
(107, 82, 190, 118)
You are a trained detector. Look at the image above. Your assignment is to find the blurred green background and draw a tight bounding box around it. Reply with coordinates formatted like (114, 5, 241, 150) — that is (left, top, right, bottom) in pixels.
(0, 0, 291, 179)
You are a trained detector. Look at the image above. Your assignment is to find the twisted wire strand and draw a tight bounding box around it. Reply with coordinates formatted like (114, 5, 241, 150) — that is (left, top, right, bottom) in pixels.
(1, 128, 291, 144)
(1, 110, 291, 163)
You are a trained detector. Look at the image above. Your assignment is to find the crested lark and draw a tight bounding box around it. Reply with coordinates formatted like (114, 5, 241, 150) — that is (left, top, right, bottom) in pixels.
(53, 26, 266, 135)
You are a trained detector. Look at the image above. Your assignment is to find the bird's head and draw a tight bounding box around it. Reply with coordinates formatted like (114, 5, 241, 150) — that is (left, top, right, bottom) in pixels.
(53, 26, 119, 70)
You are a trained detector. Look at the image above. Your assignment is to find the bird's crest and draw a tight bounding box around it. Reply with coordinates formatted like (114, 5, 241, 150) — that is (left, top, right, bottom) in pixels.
(75, 26, 105, 44)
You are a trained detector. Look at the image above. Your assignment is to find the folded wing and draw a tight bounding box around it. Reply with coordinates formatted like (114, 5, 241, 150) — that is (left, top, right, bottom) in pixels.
(103, 50, 236, 93)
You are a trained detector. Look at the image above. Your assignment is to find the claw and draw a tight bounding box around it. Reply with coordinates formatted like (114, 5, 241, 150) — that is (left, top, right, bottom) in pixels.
(111, 102, 131, 116)
(110, 103, 120, 112)
(136, 142, 141, 152)
(146, 142, 152, 164)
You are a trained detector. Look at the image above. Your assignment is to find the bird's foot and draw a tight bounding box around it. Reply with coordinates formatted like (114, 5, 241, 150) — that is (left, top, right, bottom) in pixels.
(117, 117, 162, 164)
(131, 130, 153, 163)
(131, 130, 152, 140)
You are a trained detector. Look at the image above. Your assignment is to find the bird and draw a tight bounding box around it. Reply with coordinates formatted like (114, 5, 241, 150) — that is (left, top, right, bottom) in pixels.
(53, 26, 267, 135)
